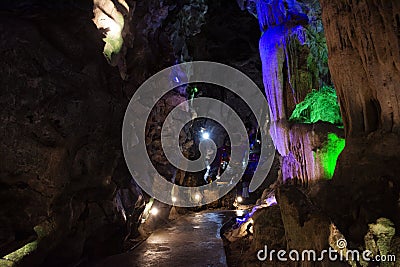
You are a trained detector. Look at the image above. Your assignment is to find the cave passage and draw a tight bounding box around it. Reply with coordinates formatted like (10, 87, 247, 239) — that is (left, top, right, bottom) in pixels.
(1, 0, 400, 267)
(93, 211, 233, 267)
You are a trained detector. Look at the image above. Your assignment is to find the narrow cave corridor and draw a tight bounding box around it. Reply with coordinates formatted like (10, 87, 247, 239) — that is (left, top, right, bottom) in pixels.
(1, 1, 400, 267)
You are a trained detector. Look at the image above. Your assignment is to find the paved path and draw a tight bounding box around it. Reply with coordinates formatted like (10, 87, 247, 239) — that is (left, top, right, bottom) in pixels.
(93, 211, 232, 267)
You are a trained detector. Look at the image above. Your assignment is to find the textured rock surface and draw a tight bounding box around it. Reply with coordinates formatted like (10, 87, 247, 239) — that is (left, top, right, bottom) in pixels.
(253, 0, 344, 183)
(320, 0, 400, 136)
(0, 5, 129, 266)
(0, 0, 202, 265)
(318, 0, 400, 247)
(123, 0, 208, 92)
(223, 185, 346, 267)
(237, 4, 347, 225)
(3, 0, 399, 266)
(277, 186, 330, 252)
(224, 205, 287, 267)
(223, 2, 400, 266)
(277, 122, 344, 184)
(251, 205, 286, 251)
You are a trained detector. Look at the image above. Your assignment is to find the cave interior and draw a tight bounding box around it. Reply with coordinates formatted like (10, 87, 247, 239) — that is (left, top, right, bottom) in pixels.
(0, 0, 400, 266)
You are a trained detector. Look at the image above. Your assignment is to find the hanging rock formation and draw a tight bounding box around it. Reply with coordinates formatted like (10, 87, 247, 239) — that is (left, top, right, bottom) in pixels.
(251, 0, 344, 184)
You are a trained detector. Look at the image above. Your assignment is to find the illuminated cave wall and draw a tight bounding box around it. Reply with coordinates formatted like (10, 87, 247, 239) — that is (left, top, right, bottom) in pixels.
(92, 0, 127, 60)
(247, 0, 345, 183)
(289, 86, 342, 125)
(0, 1, 209, 266)
(92, 0, 134, 79)
(318, 0, 400, 248)
(314, 133, 345, 179)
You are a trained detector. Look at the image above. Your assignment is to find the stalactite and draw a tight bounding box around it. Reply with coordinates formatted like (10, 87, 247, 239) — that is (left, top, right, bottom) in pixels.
(256, 0, 344, 183)
(285, 38, 297, 105)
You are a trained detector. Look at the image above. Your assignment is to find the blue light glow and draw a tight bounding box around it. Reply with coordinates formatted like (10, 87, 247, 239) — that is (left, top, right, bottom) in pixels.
(235, 196, 277, 225)
(202, 132, 210, 139)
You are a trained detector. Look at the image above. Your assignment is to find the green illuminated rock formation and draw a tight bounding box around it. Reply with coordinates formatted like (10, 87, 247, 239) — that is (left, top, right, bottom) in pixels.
(290, 86, 342, 125)
(314, 133, 345, 179)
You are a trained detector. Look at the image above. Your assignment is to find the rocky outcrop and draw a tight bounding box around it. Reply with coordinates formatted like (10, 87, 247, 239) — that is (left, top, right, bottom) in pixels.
(278, 122, 344, 184)
(277, 186, 330, 254)
(223, 185, 346, 267)
(252, 205, 286, 252)
(225, 1, 400, 266)
(222, 1, 345, 265)
(224, 205, 287, 267)
(92, 0, 135, 79)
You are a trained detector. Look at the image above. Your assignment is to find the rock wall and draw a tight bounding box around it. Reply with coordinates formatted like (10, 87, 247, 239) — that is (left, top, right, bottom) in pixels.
(320, 0, 400, 137)
(0, 4, 129, 266)
(0, 0, 206, 265)
(122, 0, 208, 92)
(318, 0, 400, 245)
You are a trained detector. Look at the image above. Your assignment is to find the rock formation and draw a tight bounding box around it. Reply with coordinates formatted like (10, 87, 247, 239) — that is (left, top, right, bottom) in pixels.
(224, 1, 400, 266)
(0, 3, 128, 265)
(253, 0, 345, 184)
(1, 0, 400, 266)
(319, 0, 400, 246)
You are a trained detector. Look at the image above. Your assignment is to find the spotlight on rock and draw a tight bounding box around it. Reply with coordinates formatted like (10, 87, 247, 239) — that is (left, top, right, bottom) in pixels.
(150, 207, 159, 216)
(195, 193, 201, 201)
(236, 210, 245, 216)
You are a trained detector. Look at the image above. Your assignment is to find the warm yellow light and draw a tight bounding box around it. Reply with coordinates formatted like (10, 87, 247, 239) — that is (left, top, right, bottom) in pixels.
(117, 0, 129, 10)
(92, 0, 128, 59)
(105, 19, 121, 36)
(237, 196, 243, 203)
(150, 207, 159, 216)
(195, 193, 201, 201)
(249, 224, 254, 234)
(172, 196, 177, 203)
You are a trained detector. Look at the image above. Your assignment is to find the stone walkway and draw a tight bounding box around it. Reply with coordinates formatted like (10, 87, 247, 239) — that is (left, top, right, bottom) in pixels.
(93, 211, 232, 267)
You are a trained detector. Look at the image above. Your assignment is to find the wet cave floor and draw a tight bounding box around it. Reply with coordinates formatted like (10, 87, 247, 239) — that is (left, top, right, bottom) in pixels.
(90, 211, 235, 267)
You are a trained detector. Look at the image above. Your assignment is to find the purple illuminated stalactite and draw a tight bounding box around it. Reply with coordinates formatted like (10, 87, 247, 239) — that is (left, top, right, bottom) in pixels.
(259, 26, 287, 122)
(256, 0, 325, 183)
(259, 21, 305, 156)
(259, 26, 289, 156)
